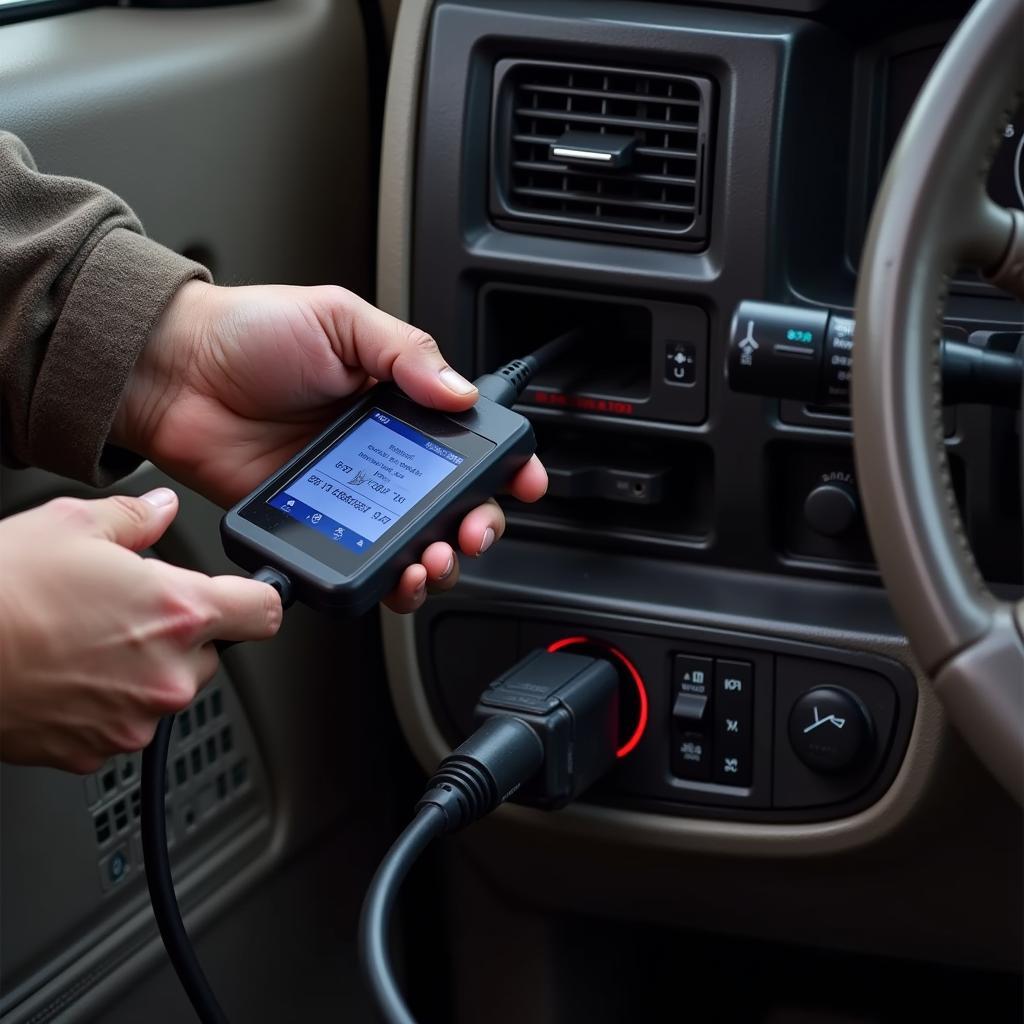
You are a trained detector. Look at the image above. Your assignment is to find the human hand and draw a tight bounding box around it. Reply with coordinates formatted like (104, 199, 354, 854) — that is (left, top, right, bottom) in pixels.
(113, 282, 547, 613)
(0, 489, 281, 773)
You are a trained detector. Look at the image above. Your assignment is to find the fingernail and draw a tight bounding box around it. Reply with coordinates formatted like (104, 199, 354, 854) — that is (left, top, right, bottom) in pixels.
(439, 553, 455, 580)
(141, 487, 176, 508)
(479, 527, 495, 555)
(439, 367, 477, 395)
(414, 579, 427, 601)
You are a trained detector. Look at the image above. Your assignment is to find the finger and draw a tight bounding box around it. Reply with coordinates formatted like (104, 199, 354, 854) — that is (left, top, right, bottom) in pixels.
(146, 645, 221, 718)
(192, 574, 284, 644)
(383, 563, 429, 614)
(192, 642, 222, 688)
(504, 455, 548, 504)
(64, 488, 179, 551)
(457, 499, 506, 557)
(422, 542, 460, 593)
(321, 288, 478, 412)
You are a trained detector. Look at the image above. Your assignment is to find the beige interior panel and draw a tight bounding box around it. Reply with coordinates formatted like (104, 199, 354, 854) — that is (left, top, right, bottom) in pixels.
(0, 2, 391, 1020)
(1, 0, 370, 292)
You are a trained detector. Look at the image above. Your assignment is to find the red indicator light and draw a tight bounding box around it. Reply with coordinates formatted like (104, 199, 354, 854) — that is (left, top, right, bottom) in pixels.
(546, 635, 649, 759)
(531, 392, 635, 417)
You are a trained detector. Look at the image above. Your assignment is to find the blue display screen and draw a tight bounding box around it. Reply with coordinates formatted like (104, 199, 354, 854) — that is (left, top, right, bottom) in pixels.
(268, 409, 464, 555)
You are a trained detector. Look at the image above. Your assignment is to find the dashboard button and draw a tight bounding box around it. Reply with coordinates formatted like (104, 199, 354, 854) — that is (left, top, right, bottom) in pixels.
(665, 341, 698, 385)
(672, 692, 708, 723)
(714, 660, 752, 715)
(673, 655, 712, 696)
(713, 744, 751, 786)
(670, 655, 713, 781)
(803, 480, 860, 537)
(788, 686, 873, 773)
(713, 660, 753, 785)
(672, 729, 712, 781)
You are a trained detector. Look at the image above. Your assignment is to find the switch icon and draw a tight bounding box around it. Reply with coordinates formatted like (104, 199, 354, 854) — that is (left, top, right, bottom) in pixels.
(665, 341, 697, 385)
(713, 659, 754, 786)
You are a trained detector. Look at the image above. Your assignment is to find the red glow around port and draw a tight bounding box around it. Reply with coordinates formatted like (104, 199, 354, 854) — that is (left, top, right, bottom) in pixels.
(546, 635, 649, 759)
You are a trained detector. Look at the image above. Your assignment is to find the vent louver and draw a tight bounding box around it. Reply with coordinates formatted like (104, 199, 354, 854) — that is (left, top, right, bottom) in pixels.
(491, 60, 714, 248)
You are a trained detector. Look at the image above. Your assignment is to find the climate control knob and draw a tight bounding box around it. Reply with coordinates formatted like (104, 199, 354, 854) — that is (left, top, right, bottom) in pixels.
(788, 686, 873, 774)
(803, 479, 860, 537)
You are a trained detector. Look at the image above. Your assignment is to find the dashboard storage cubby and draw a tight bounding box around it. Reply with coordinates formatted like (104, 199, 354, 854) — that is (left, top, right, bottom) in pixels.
(507, 422, 713, 551)
(478, 283, 708, 425)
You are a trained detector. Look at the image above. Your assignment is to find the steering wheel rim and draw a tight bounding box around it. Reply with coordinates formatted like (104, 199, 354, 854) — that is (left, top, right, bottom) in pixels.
(853, 0, 1024, 803)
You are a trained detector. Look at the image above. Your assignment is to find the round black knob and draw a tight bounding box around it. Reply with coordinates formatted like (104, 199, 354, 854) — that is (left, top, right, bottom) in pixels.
(788, 687, 873, 774)
(803, 481, 859, 537)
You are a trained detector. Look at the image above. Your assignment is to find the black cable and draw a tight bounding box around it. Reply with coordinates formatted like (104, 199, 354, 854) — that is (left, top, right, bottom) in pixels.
(141, 715, 228, 1024)
(527, 326, 587, 374)
(357, 715, 547, 1024)
(473, 327, 586, 408)
(140, 566, 291, 1024)
(357, 650, 623, 1024)
(358, 805, 447, 1024)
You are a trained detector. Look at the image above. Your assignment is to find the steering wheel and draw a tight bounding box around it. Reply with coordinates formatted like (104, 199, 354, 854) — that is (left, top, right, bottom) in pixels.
(854, 0, 1023, 803)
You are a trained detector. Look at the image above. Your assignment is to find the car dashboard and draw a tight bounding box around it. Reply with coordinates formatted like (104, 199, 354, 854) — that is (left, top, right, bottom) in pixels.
(377, 0, 1023, 987)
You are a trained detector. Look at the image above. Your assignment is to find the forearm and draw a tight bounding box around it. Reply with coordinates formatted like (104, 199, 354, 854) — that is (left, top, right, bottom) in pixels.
(0, 131, 211, 485)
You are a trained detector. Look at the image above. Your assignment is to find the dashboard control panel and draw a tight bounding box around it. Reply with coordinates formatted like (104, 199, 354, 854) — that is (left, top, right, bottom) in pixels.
(419, 601, 916, 823)
(413, 0, 1023, 595)
(671, 654, 753, 785)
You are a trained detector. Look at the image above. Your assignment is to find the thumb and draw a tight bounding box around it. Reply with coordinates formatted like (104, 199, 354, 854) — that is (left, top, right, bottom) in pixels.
(326, 291, 478, 411)
(82, 488, 179, 551)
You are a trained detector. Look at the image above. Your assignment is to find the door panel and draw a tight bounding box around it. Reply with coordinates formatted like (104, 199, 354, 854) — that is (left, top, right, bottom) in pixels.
(0, 0, 371, 290)
(0, 3, 402, 1021)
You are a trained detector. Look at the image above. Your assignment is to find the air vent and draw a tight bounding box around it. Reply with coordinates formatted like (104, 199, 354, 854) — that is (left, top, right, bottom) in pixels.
(491, 60, 714, 248)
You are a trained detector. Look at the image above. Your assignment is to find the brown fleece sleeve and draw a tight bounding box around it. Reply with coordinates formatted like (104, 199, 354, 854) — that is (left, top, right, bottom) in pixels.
(0, 131, 212, 486)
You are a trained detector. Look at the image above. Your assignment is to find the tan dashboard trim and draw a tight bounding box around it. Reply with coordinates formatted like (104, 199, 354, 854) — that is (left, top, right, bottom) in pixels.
(376, 0, 434, 319)
(376, 0, 944, 857)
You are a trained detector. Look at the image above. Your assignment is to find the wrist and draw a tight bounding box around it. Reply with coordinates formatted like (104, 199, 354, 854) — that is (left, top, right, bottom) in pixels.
(110, 279, 212, 457)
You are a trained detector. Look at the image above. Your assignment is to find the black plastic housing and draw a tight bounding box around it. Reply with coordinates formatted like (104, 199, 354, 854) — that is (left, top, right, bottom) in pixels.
(221, 385, 535, 616)
(475, 648, 620, 809)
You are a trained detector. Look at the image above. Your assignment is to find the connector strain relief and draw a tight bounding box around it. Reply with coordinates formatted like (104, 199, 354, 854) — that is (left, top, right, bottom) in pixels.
(474, 358, 537, 407)
(495, 358, 533, 393)
(415, 716, 544, 833)
(416, 758, 497, 832)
